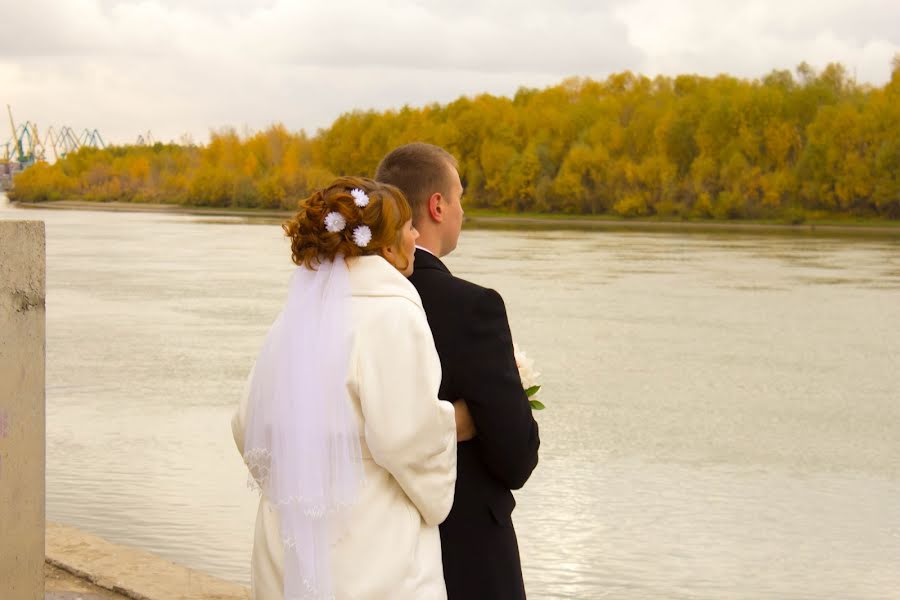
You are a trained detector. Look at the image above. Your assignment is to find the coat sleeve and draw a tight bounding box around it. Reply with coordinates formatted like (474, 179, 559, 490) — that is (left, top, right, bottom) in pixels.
(356, 299, 458, 527)
(457, 288, 540, 490)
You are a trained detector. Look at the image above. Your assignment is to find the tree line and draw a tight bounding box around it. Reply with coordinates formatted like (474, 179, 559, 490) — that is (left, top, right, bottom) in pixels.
(11, 60, 900, 220)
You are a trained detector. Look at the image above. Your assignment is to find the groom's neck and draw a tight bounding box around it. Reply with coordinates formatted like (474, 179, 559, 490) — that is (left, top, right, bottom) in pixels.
(414, 227, 444, 258)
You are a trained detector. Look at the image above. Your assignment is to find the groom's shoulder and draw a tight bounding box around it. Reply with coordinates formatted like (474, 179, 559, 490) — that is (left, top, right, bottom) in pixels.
(448, 272, 492, 299)
(412, 266, 487, 303)
(410, 251, 503, 307)
(420, 267, 490, 300)
(439, 273, 508, 320)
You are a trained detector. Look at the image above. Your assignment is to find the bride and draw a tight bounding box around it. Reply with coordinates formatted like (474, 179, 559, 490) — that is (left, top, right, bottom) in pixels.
(232, 176, 461, 599)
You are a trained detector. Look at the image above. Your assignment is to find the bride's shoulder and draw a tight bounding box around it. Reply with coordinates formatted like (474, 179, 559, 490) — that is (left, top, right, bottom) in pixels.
(349, 256, 422, 305)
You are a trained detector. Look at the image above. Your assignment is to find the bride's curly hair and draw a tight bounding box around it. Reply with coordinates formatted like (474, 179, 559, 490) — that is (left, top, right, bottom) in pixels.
(283, 176, 412, 269)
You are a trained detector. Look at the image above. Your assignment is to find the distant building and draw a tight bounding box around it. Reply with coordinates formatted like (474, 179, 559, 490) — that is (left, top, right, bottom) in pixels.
(0, 161, 25, 191)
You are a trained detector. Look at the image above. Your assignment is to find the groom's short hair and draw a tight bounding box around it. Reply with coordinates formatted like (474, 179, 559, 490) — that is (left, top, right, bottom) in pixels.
(375, 143, 458, 224)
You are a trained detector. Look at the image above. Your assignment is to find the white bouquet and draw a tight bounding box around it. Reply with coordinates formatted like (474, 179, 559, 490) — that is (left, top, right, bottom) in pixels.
(513, 343, 544, 410)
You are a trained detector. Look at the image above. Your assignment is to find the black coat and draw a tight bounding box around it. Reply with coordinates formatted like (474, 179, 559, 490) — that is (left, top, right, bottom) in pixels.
(408, 248, 540, 600)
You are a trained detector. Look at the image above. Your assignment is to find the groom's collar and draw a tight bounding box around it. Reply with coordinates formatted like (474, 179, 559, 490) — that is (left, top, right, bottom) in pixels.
(414, 247, 451, 275)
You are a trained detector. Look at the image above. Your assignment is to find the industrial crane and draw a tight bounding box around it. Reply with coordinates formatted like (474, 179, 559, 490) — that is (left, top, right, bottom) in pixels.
(2, 106, 110, 190)
(5, 104, 40, 165)
(2, 107, 107, 164)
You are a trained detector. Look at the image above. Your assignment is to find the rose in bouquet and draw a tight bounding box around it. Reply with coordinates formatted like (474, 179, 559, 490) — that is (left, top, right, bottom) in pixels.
(513, 343, 544, 410)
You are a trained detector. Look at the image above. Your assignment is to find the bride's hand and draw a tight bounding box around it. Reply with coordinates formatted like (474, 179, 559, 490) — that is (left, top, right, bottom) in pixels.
(454, 400, 477, 442)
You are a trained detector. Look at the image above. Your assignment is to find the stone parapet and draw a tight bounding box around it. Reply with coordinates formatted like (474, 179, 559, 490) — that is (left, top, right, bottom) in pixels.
(0, 220, 47, 600)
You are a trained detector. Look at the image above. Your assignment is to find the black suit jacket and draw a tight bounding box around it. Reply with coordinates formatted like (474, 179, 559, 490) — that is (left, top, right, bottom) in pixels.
(408, 248, 540, 600)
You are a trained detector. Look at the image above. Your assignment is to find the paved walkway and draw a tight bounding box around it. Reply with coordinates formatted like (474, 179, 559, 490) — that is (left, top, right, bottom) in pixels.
(46, 522, 249, 600)
(45, 563, 128, 599)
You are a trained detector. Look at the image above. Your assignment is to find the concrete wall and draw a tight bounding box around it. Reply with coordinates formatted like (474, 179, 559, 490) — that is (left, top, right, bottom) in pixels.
(0, 221, 46, 600)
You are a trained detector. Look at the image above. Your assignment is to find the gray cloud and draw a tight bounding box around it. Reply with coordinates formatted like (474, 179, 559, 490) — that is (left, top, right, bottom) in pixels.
(615, 0, 899, 82)
(233, 1, 642, 74)
(1, 0, 897, 145)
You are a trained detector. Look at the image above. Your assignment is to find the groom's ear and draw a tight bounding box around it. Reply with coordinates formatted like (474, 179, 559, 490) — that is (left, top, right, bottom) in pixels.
(427, 192, 444, 223)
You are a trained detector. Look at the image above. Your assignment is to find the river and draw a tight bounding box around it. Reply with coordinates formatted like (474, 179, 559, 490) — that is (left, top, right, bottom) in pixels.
(2, 202, 899, 599)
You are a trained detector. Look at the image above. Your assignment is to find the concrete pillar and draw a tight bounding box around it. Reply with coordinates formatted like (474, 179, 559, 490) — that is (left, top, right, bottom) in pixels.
(0, 221, 46, 600)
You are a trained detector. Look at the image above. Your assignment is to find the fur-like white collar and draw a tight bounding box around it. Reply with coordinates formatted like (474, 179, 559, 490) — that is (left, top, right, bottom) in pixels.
(347, 255, 422, 308)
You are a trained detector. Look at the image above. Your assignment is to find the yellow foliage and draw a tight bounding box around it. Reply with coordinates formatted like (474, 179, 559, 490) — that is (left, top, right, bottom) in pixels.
(612, 194, 649, 218)
(9, 60, 900, 219)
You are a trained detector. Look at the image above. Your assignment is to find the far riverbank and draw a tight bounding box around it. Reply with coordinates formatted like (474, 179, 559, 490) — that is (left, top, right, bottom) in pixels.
(9, 199, 900, 237)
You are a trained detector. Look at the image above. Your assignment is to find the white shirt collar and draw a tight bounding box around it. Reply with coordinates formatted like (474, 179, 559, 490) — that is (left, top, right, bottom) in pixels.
(415, 244, 436, 257)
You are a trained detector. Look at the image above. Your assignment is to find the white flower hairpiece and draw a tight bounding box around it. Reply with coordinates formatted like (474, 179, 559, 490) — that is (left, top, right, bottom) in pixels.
(350, 188, 370, 208)
(324, 211, 347, 233)
(352, 225, 372, 247)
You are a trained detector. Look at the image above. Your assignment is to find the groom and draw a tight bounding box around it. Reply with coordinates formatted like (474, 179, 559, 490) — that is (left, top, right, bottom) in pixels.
(376, 143, 540, 599)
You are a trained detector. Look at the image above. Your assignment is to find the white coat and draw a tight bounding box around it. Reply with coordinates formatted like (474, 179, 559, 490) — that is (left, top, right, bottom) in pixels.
(232, 255, 457, 599)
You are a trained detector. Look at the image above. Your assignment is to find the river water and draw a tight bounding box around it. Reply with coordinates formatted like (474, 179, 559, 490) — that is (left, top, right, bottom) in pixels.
(2, 202, 899, 599)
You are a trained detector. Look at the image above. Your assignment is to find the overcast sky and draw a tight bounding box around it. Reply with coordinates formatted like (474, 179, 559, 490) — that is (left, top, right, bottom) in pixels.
(2, 0, 898, 145)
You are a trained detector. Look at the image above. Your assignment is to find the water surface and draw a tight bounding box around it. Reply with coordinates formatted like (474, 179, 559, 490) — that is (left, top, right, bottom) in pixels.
(2, 204, 899, 599)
